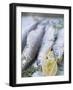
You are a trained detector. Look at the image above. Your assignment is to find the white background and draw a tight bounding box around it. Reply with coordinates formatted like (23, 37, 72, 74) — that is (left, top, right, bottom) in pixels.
(0, 0, 72, 89)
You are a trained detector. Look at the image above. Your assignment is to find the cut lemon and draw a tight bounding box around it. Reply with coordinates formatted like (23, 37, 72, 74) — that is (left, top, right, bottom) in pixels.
(42, 50, 58, 76)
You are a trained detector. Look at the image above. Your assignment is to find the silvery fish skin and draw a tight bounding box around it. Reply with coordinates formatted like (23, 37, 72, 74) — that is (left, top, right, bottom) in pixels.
(49, 18, 60, 25)
(21, 16, 46, 52)
(53, 28, 64, 59)
(40, 18, 49, 25)
(22, 16, 39, 52)
(35, 26, 56, 66)
(21, 25, 45, 70)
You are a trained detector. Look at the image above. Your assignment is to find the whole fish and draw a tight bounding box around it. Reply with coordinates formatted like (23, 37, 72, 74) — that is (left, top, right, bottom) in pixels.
(22, 25, 45, 70)
(35, 26, 56, 66)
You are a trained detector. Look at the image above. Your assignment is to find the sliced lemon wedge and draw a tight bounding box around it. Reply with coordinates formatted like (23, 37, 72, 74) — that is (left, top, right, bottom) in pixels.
(42, 50, 58, 76)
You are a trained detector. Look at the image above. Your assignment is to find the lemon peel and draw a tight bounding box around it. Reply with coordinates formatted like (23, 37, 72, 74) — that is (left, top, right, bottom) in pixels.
(42, 50, 58, 76)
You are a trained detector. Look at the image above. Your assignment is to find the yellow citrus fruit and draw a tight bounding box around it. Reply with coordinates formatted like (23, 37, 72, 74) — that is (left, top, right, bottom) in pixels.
(42, 50, 58, 76)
